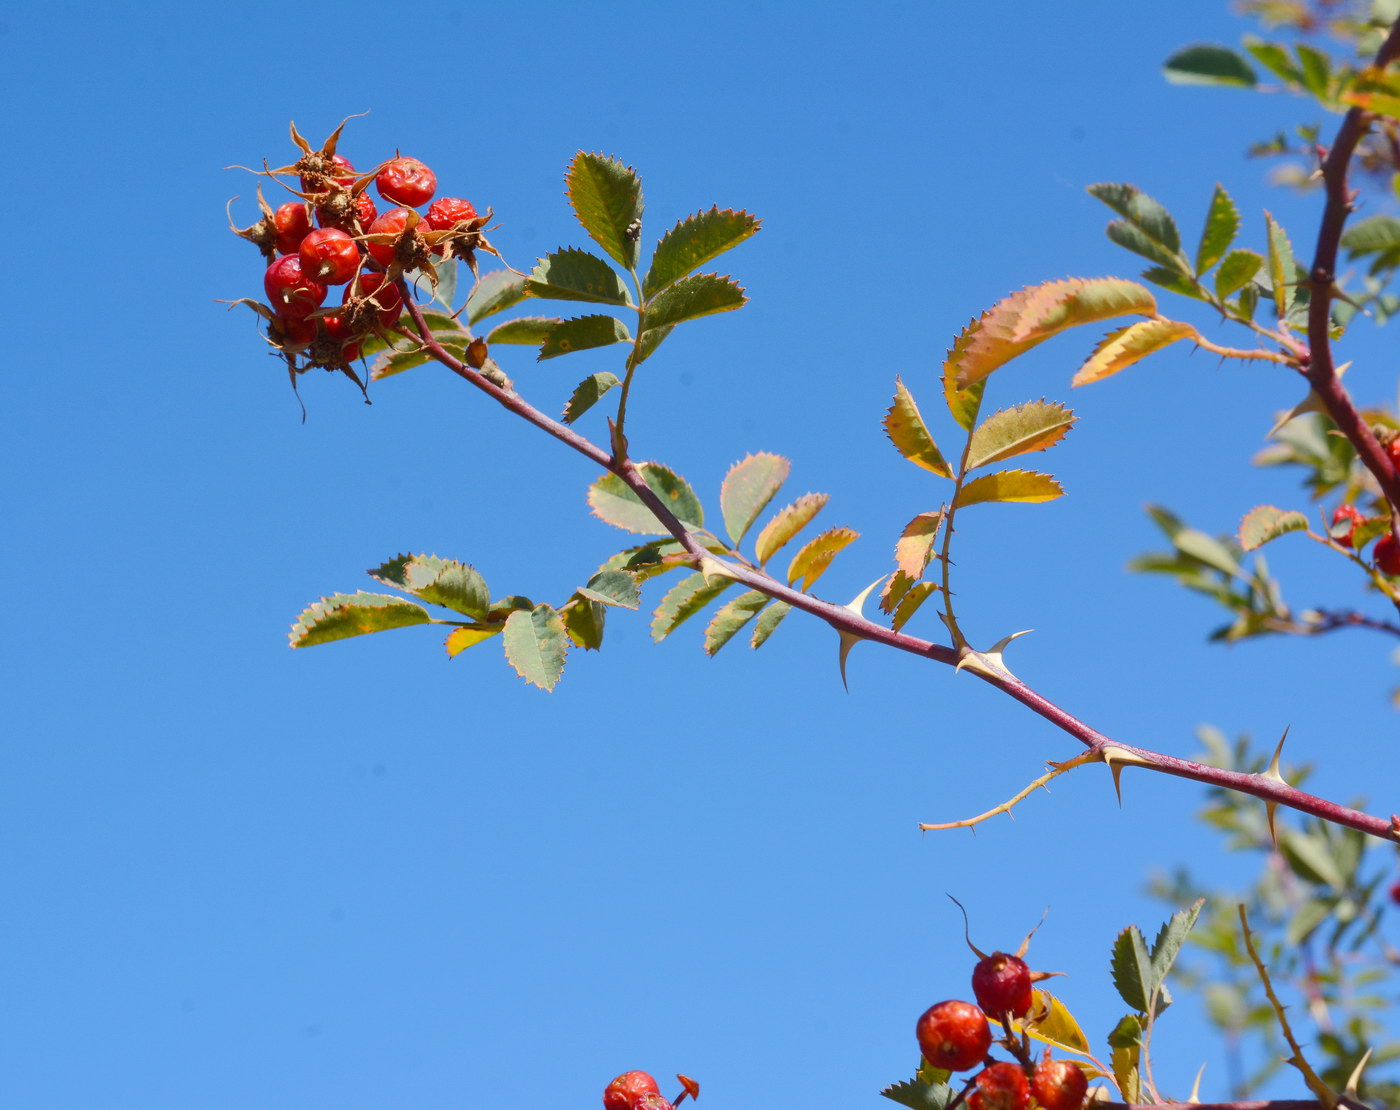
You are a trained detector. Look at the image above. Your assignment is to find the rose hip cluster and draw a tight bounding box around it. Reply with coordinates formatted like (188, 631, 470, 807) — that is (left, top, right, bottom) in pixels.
(601, 1071, 698, 1110)
(1331, 436, 1400, 575)
(231, 123, 490, 382)
(915, 951, 1088, 1110)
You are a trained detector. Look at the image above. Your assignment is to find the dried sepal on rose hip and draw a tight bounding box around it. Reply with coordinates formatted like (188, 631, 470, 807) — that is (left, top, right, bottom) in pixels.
(603, 1070, 661, 1110)
(228, 184, 284, 263)
(969, 1062, 1030, 1110)
(341, 271, 405, 331)
(316, 188, 378, 234)
(364, 206, 435, 275)
(1031, 1056, 1088, 1110)
(915, 1000, 991, 1072)
(376, 155, 437, 207)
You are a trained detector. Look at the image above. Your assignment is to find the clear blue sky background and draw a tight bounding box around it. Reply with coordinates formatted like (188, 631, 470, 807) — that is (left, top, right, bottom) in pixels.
(4, 2, 1398, 1108)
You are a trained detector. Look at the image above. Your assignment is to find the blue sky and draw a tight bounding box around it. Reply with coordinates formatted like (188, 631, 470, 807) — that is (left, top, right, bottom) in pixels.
(3, 2, 1398, 1108)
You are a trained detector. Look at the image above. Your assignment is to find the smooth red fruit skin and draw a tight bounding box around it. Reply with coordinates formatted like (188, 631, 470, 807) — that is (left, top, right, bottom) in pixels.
(425, 196, 478, 229)
(1032, 1058, 1088, 1110)
(602, 1071, 660, 1110)
(298, 227, 361, 285)
(264, 256, 327, 317)
(970, 1063, 1030, 1110)
(273, 203, 312, 254)
(377, 156, 437, 207)
(915, 1000, 991, 1072)
(972, 952, 1033, 1018)
(347, 271, 404, 327)
(1388, 439, 1400, 469)
(1331, 503, 1363, 548)
(1376, 533, 1400, 575)
(1390, 880, 1400, 905)
(366, 207, 416, 267)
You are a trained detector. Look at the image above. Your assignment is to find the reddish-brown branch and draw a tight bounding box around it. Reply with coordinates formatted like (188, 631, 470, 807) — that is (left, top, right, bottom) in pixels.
(396, 288, 1398, 845)
(1102, 1103, 1367, 1110)
(1304, 18, 1400, 524)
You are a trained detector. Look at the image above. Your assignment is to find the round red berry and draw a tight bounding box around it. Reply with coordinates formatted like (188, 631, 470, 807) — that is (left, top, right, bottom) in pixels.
(273, 202, 312, 254)
(365, 207, 418, 268)
(915, 1000, 991, 1072)
(264, 256, 327, 318)
(1031, 1058, 1088, 1110)
(1375, 533, 1400, 576)
(376, 156, 437, 207)
(300, 152, 356, 193)
(972, 952, 1033, 1019)
(969, 1063, 1029, 1110)
(1331, 503, 1363, 548)
(298, 227, 362, 285)
(603, 1071, 660, 1110)
(425, 196, 478, 230)
(346, 271, 404, 327)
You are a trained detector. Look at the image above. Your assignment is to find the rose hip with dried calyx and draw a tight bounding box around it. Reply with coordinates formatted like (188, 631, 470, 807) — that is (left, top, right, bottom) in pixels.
(603, 1070, 660, 1110)
(969, 1062, 1029, 1110)
(972, 952, 1033, 1019)
(376, 156, 436, 207)
(1031, 1056, 1088, 1110)
(298, 227, 362, 285)
(263, 256, 327, 317)
(915, 999, 991, 1072)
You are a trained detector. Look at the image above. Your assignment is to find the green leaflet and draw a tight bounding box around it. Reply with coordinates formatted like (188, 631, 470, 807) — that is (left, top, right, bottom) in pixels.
(1264, 211, 1298, 320)
(487, 316, 562, 345)
(467, 268, 531, 324)
(577, 569, 642, 609)
(965, 402, 1075, 469)
(720, 452, 791, 545)
(880, 1075, 955, 1110)
(501, 604, 568, 691)
(1341, 214, 1400, 257)
(1110, 926, 1155, 1013)
(1149, 899, 1204, 990)
(644, 207, 761, 297)
(704, 589, 770, 654)
(528, 248, 632, 306)
(1196, 183, 1240, 274)
(368, 554, 491, 619)
(566, 151, 644, 270)
(1214, 249, 1263, 299)
(562, 372, 621, 424)
(754, 493, 829, 565)
(1244, 36, 1303, 84)
(632, 322, 674, 365)
(1088, 182, 1185, 264)
(1163, 43, 1257, 87)
(787, 526, 859, 590)
(588, 463, 704, 534)
(1238, 505, 1309, 551)
(563, 596, 607, 651)
(955, 470, 1063, 507)
(289, 591, 432, 648)
(539, 315, 631, 360)
(751, 601, 791, 648)
(644, 273, 746, 331)
(885, 378, 953, 477)
(652, 571, 735, 641)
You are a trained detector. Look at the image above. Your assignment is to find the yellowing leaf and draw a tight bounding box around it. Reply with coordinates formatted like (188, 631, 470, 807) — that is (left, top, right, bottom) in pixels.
(1238, 505, 1310, 551)
(892, 582, 938, 632)
(894, 512, 943, 579)
(966, 402, 1076, 469)
(445, 624, 503, 656)
(787, 527, 860, 590)
(955, 470, 1063, 508)
(946, 278, 1157, 387)
(884, 378, 953, 477)
(995, 991, 1101, 1070)
(754, 493, 829, 565)
(1073, 318, 1198, 386)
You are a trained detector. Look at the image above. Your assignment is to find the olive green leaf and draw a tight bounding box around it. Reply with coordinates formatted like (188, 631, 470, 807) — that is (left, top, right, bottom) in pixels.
(539, 315, 631, 360)
(588, 463, 704, 534)
(645, 207, 760, 298)
(704, 590, 771, 655)
(966, 402, 1076, 469)
(566, 151, 644, 270)
(721, 452, 792, 546)
(885, 378, 953, 477)
(563, 372, 621, 424)
(528, 248, 632, 306)
(290, 592, 432, 648)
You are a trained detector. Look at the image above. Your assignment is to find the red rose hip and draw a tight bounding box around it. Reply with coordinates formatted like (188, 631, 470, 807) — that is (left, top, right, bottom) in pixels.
(346, 271, 403, 327)
(1330, 503, 1363, 548)
(263, 256, 327, 317)
(972, 952, 1033, 1019)
(425, 196, 478, 229)
(1376, 533, 1400, 575)
(298, 227, 361, 285)
(376, 156, 436, 207)
(273, 202, 312, 254)
(603, 1070, 660, 1110)
(365, 206, 418, 268)
(915, 1000, 991, 1072)
(1032, 1057, 1088, 1110)
(970, 1063, 1030, 1110)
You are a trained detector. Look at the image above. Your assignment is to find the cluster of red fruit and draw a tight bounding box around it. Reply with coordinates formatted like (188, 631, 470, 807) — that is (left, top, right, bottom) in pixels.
(231, 124, 489, 379)
(915, 952, 1088, 1110)
(1330, 436, 1400, 575)
(602, 1070, 697, 1110)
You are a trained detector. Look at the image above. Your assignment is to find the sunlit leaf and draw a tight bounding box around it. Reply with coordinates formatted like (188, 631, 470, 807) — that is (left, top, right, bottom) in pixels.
(704, 589, 770, 654)
(652, 571, 735, 641)
(1264, 211, 1298, 320)
(487, 316, 562, 345)
(751, 600, 791, 648)
(644, 273, 746, 330)
(502, 604, 568, 691)
(1072, 318, 1198, 386)
(528, 248, 632, 306)
(444, 624, 502, 657)
(892, 582, 938, 632)
(787, 527, 859, 590)
(290, 591, 432, 647)
(467, 268, 531, 324)
(885, 378, 953, 477)
(754, 493, 829, 566)
(1163, 43, 1257, 87)
(645, 207, 760, 297)
(895, 512, 944, 579)
(563, 371, 621, 424)
(1111, 926, 1155, 1013)
(1244, 36, 1303, 84)
(955, 470, 1063, 507)
(1149, 899, 1204, 988)
(563, 595, 606, 650)
(588, 463, 704, 534)
(1196, 184, 1240, 274)
(1214, 249, 1264, 299)
(1088, 183, 1184, 262)
(721, 452, 791, 545)
(369, 554, 490, 619)
(966, 402, 1076, 469)
(578, 569, 642, 610)
(1238, 505, 1309, 551)
(539, 315, 631, 360)
(566, 151, 644, 270)
(1340, 214, 1400, 256)
(942, 367, 986, 431)
(881, 1075, 955, 1110)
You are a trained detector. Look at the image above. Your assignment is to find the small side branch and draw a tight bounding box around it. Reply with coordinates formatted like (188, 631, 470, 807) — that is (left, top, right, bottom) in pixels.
(919, 752, 1096, 831)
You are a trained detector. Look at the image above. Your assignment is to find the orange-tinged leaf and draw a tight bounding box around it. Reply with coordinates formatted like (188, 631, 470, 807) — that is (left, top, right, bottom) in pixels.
(754, 493, 829, 565)
(884, 378, 952, 477)
(880, 569, 916, 614)
(965, 402, 1076, 469)
(1073, 318, 1199, 386)
(947, 279, 1157, 387)
(955, 470, 1063, 508)
(995, 991, 1105, 1075)
(1238, 505, 1309, 551)
(787, 527, 859, 590)
(894, 512, 943, 579)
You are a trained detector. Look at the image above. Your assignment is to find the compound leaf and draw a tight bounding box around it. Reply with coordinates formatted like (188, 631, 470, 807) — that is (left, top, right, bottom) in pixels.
(1073, 318, 1198, 386)
(645, 207, 760, 297)
(885, 378, 953, 477)
(588, 463, 704, 534)
(290, 591, 432, 647)
(566, 151, 643, 270)
(966, 402, 1076, 469)
(955, 470, 1063, 508)
(721, 452, 791, 545)
(502, 604, 568, 691)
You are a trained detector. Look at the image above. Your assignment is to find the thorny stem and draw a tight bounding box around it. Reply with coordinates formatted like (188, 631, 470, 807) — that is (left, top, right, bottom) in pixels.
(1305, 17, 1400, 532)
(396, 284, 1400, 845)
